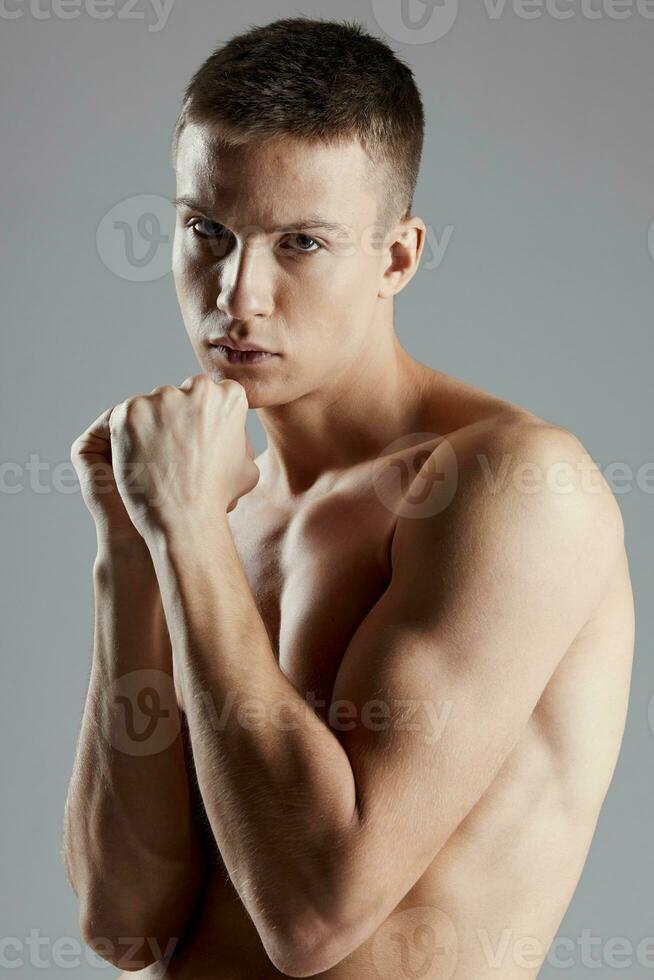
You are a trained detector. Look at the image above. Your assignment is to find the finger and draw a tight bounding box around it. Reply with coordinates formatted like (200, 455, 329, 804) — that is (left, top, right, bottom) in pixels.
(218, 378, 248, 406)
(71, 406, 115, 460)
(88, 406, 114, 436)
(179, 373, 209, 392)
(107, 402, 125, 434)
(80, 406, 114, 445)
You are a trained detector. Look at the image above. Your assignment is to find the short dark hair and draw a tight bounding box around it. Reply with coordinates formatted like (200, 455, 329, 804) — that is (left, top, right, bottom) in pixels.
(171, 16, 425, 232)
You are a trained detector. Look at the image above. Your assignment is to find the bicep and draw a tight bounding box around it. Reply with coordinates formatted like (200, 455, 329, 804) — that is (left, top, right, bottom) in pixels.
(328, 425, 623, 936)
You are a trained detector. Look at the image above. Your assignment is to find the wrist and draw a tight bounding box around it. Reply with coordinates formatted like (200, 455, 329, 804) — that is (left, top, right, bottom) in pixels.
(146, 512, 231, 558)
(94, 533, 154, 570)
(145, 516, 235, 601)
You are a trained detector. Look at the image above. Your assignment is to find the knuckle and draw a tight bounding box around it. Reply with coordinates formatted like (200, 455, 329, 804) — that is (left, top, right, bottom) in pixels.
(109, 399, 133, 430)
(219, 379, 245, 402)
(179, 374, 203, 391)
(124, 394, 147, 417)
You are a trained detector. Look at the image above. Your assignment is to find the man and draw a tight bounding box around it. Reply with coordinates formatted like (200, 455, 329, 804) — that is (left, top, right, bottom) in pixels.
(63, 16, 634, 979)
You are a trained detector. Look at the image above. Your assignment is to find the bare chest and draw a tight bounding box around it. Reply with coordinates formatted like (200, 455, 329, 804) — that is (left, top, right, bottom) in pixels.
(226, 481, 398, 718)
(158, 440, 635, 980)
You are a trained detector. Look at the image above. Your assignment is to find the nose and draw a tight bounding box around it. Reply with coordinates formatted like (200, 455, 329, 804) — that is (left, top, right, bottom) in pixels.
(216, 240, 274, 321)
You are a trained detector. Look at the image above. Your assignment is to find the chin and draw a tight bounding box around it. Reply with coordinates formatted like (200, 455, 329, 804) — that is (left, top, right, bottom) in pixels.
(199, 366, 272, 407)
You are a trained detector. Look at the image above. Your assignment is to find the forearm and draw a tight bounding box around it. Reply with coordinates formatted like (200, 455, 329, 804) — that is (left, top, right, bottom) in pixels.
(63, 536, 203, 960)
(147, 518, 359, 955)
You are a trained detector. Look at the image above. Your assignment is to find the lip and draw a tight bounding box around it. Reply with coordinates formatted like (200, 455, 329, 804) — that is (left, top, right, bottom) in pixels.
(209, 345, 278, 365)
(209, 337, 275, 354)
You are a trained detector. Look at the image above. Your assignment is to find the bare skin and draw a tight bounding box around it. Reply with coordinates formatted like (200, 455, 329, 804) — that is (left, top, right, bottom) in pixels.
(106, 373, 633, 980)
(64, 124, 635, 979)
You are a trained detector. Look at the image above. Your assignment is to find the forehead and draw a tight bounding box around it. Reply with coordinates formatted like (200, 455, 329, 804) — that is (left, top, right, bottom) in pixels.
(174, 121, 379, 229)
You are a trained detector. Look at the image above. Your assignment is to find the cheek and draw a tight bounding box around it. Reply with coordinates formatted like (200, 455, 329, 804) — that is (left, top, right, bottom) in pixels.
(298, 251, 368, 305)
(173, 249, 214, 312)
(290, 256, 374, 333)
(172, 236, 193, 303)
(171, 226, 188, 279)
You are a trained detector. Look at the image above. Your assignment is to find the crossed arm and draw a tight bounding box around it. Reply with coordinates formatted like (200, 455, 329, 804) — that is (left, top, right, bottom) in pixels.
(143, 422, 622, 977)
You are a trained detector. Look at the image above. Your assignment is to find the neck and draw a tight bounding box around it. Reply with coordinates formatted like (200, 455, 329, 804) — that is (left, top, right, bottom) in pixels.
(255, 329, 429, 499)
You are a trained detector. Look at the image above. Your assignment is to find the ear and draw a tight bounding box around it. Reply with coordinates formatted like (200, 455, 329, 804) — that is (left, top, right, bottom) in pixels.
(378, 215, 427, 299)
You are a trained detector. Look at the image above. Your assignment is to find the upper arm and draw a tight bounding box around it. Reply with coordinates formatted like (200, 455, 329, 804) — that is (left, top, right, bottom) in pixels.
(318, 422, 623, 965)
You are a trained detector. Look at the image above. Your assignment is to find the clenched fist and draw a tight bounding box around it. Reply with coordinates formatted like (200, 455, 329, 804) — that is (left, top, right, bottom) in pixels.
(72, 374, 259, 544)
(107, 374, 260, 541)
(71, 405, 141, 543)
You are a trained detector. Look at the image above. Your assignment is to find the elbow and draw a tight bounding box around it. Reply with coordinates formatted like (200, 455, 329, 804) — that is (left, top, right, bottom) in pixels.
(79, 907, 184, 972)
(266, 927, 366, 978)
(75, 863, 202, 970)
(262, 904, 371, 977)
(258, 823, 373, 975)
(264, 927, 342, 978)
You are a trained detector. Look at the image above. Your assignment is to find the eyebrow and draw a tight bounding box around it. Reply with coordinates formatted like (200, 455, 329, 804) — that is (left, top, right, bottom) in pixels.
(171, 196, 349, 234)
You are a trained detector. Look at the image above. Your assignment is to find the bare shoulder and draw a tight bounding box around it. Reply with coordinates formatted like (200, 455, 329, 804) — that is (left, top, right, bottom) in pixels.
(440, 408, 624, 555)
(416, 369, 625, 548)
(387, 405, 626, 642)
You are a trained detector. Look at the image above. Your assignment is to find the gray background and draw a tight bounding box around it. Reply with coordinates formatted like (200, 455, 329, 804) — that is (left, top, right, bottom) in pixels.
(1, 0, 652, 976)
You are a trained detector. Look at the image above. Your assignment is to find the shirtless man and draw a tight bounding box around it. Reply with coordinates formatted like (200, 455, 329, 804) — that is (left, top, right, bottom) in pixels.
(62, 16, 635, 980)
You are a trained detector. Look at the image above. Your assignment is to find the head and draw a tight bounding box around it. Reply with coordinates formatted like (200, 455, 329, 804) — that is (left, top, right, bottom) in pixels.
(171, 16, 426, 408)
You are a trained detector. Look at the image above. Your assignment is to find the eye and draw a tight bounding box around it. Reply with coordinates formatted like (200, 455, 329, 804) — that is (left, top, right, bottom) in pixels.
(282, 233, 322, 255)
(188, 218, 233, 258)
(189, 218, 229, 239)
(187, 220, 321, 257)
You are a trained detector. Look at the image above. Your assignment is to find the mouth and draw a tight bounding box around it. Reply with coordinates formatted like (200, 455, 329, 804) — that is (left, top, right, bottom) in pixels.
(208, 344, 279, 365)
